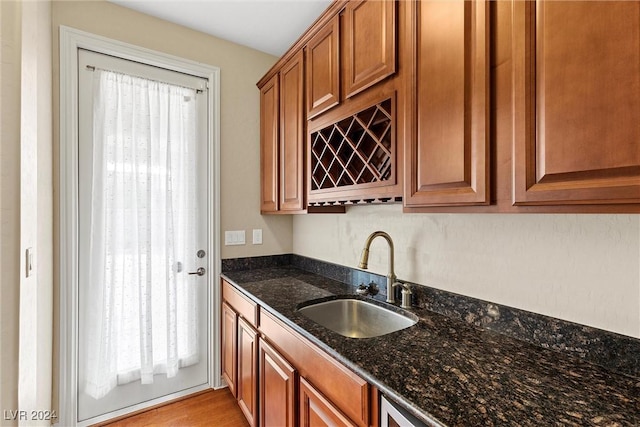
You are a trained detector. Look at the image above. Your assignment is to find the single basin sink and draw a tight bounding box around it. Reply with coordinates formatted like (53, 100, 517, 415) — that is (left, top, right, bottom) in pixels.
(297, 298, 418, 338)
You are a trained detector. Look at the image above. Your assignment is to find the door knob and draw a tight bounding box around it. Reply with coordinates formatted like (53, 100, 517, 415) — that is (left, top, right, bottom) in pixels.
(188, 267, 206, 276)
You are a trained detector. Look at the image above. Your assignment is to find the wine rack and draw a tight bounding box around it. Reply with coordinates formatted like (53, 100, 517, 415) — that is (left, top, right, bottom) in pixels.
(309, 97, 395, 199)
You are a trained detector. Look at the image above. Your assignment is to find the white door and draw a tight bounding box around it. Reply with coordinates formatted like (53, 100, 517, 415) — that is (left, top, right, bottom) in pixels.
(76, 49, 210, 423)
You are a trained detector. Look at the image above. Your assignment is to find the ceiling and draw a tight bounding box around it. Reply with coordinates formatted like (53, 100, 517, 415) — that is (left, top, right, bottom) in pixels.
(108, 0, 333, 57)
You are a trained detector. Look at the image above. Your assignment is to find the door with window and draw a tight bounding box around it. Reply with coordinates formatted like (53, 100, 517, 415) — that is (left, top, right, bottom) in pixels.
(77, 49, 210, 423)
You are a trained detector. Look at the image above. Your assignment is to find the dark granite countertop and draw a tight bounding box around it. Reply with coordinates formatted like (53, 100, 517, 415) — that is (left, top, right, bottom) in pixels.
(221, 266, 640, 427)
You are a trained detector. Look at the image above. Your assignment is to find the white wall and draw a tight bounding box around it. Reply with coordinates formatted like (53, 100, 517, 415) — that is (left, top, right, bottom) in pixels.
(294, 205, 640, 338)
(51, 0, 292, 262)
(1, 0, 53, 425)
(51, 0, 292, 413)
(19, 1, 53, 424)
(0, 1, 23, 422)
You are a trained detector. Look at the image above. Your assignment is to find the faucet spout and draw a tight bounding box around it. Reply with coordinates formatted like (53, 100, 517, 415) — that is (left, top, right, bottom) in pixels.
(358, 231, 397, 304)
(357, 247, 370, 269)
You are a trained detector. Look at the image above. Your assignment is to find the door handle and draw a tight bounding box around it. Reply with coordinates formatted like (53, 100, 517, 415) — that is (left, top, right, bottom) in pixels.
(188, 267, 206, 276)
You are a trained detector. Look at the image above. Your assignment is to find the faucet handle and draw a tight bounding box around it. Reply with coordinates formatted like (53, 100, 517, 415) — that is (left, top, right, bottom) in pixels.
(356, 283, 369, 295)
(366, 282, 379, 296)
(393, 282, 412, 309)
(356, 282, 379, 296)
(400, 286, 412, 309)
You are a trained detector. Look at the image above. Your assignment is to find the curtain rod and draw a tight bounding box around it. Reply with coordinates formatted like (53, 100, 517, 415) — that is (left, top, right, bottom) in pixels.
(85, 64, 205, 93)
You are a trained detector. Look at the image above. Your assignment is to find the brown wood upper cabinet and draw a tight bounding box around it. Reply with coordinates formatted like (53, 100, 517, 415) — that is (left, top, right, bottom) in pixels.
(280, 51, 306, 211)
(259, 51, 306, 213)
(306, 15, 340, 119)
(305, 0, 397, 116)
(513, 1, 640, 205)
(343, 0, 397, 99)
(262, 0, 640, 214)
(404, 0, 490, 207)
(259, 74, 279, 212)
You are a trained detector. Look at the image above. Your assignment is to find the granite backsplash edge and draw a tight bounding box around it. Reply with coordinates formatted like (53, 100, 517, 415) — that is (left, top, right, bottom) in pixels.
(221, 254, 640, 380)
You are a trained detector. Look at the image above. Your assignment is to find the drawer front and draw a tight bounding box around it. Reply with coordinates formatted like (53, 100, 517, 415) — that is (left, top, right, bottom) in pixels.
(222, 279, 257, 327)
(259, 308, 370, 427)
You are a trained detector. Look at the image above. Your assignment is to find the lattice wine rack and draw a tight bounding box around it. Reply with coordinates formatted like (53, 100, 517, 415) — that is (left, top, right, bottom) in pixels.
(309, 97, 395, 200)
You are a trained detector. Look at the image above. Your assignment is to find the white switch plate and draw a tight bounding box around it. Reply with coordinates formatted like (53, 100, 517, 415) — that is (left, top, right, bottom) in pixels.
(225, 230, 246, 246)
(252, 229, 263, 245)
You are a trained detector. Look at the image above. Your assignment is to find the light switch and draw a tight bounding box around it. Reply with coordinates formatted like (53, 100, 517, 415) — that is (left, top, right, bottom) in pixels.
(252, 229, 263, 245)
(225, 230, 246, 246)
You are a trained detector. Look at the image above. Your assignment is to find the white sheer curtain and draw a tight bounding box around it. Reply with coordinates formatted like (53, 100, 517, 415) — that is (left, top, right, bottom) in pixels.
(84, 69, 199, 399)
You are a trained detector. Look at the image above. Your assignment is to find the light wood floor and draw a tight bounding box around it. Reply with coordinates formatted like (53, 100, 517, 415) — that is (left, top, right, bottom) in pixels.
(100, 389, 250, 427)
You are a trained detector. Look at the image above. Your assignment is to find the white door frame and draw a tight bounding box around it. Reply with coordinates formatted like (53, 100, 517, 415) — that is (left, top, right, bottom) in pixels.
(58, 26, 222, 426)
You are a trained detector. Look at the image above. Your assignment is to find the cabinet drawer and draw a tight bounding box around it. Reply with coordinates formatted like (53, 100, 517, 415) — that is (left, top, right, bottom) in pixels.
(259, 308, 370, 427)
(222, 279, 257, 327)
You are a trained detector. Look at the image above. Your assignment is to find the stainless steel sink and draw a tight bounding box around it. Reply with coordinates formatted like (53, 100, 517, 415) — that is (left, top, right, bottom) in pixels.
(297, 298, 418, 338)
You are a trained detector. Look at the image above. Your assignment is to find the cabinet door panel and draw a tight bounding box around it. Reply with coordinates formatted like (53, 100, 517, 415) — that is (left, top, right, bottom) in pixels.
(344, 0, 396, 98)
(299, 377, 357, 427)
(237, 317, 258, 427)
(260, 74, 280, 212)
(260, 339, 296, 427)
(306, 16, 340, 119)
(513, 1, 640, 204)
(221, 302, 237, 398)
(280, 51, 305, 211)
(405, 0, 489, 206)
(260, 308, 370, 427)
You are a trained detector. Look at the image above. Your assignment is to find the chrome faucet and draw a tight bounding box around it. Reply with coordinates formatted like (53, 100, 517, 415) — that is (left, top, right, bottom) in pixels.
(358, 231, 399, 304)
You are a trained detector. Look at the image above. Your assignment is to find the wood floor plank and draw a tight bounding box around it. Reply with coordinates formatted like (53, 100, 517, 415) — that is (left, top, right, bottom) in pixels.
(100, 389, 249, 427)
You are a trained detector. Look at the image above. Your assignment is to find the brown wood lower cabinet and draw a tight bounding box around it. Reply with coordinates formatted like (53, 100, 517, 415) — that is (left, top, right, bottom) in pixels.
(259, 339, 296, 427)
(237, 317, 258, 427)
(259, 309, 370, 427)
(300, 377, 357, 427)
(222, 278, 374, 427)
(222, 280, 259, 426)
(221, 302, 238, 397)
